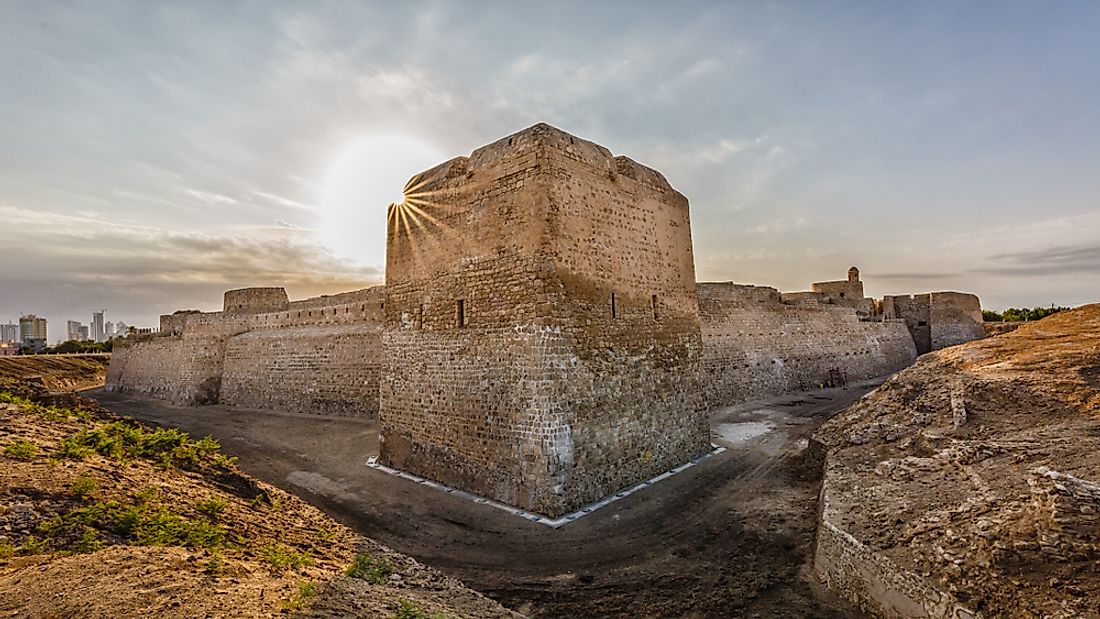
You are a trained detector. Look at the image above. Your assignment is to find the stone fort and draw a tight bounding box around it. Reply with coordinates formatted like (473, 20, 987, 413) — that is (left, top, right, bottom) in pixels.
(106, 123, 985, 517)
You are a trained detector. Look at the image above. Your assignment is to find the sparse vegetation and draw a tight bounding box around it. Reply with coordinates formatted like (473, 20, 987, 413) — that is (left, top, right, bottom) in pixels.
(258, 543, 312, 572)
(346, 552, 393, 584)
(194, 497, 228, 520)
(37, 497, 226, 552)
(69, 475, 99, 499)
(20, 535, 47, 554)
(0, 541, 15, 559)
(57, 421, 236, 470)
(0, 392, 93, 422)
(4, 438, 38, 460)
(393, 598, 447, 619)
(202, 551, 226, 575)
(283, 580, 317, 612)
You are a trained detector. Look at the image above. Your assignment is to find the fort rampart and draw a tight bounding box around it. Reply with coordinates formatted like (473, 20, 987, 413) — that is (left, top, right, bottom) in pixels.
(105, 123, 987, 517)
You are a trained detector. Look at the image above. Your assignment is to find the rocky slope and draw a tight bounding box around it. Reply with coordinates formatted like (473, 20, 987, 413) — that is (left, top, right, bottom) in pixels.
(0, 376, 516, 618)
(0, 355, 109, 392)
(815, 304, 1100, 617)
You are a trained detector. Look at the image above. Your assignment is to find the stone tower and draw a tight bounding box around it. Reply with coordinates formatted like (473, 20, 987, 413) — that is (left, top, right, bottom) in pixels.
(379, 123, 710, 517)
(847, 266, 860, 282)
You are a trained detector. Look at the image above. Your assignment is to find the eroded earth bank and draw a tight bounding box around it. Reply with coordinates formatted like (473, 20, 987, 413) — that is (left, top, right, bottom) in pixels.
(814, 304, 1100, 617)
(89, 379, 872, 617)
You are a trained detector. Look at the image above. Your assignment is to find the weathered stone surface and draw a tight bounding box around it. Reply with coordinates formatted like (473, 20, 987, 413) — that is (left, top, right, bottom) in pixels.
(379, 123, 709, 517)
(812, 304, 1100, 618)
(104, 123, 989, 519)
(106, 286, 384, 416)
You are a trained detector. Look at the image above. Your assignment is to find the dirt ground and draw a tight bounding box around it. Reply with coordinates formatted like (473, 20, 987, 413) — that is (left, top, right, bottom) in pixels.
(90, 381, 878, 618)
(814, 304, 1100, 617)
(0, 386, 514, 619)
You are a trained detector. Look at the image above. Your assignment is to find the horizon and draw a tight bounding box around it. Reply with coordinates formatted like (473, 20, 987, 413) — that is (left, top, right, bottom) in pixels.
(3, 2, 1099, 338)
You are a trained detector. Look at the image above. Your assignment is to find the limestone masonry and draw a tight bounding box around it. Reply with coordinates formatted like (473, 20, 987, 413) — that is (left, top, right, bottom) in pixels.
(106, 123, 986, 517)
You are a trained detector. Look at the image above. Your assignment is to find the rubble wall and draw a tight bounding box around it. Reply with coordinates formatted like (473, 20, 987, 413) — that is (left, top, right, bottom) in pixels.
(814, 458, 978, 619)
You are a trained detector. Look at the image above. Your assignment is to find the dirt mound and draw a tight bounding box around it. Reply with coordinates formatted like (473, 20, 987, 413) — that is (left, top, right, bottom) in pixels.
(0, 355, 109, 392)
(0, 382, 515, 618)
(815, 303, 1100, 617)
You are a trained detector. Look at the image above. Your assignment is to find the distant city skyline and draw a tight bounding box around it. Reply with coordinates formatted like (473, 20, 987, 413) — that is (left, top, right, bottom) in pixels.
(2, 2, 1098, 330)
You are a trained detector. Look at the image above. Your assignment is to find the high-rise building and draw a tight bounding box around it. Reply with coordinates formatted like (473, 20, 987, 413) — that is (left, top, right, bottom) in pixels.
(91, 310, 105, 343)
(115, 321, 130, 337)
(105, 321, 115, 337)
(19, 315, 47, 342)
(67, 320, 87, 342)
(0, 322, 17, 344)
(19, 315, 47, 352)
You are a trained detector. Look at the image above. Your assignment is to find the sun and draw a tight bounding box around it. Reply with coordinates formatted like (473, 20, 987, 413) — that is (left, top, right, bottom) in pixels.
(317, 134, 444, 267)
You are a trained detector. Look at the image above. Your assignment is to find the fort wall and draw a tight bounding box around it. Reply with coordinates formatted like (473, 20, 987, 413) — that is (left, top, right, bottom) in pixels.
(698, 283, 917, 408)
(380, 123, 709, 517)
(107, 286, 385, 416)
(104, 124, 989, 519)
(884, 292, 983, 354)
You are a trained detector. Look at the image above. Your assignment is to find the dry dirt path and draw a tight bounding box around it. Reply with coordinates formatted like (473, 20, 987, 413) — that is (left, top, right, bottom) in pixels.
(89, 382, 878, 618)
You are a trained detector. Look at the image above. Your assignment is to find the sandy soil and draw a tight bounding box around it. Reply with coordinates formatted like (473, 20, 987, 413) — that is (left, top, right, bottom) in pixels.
(816, 304, 1100, 617)
(0, 389, 515, 619)
(90, 382, 880, 618)
(0, 355, 109, 392)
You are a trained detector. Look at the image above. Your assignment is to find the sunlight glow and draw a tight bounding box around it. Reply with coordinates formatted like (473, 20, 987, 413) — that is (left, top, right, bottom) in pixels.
(318, 134, 444, 267)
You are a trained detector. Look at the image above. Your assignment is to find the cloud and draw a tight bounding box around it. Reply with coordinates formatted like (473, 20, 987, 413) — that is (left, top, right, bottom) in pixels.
(0, 204, 380, 328)
(982, 244, 1100, 276)
(748, 217, 809, 234)
(251, 191, 315, 212)
(185, 189, 238, 205)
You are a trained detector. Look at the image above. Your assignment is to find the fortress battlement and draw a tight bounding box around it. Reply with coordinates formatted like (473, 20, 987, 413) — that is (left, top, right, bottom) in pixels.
(106, 125, 986, 518)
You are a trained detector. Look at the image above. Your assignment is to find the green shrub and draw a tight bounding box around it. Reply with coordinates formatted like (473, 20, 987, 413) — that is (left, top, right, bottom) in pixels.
(21, 535, 47, 554)
(69, 476, 98, 499)
(346, 552, 393, 584)
(0, 392, 92, 421)
(57, 422, 236, 470)
(134, 485, 161, 504)
(283, 580, 317, 612)
(74, 526, 104, 553)
(202, 551, 226, 575)
(194, 497, 228, 520)
(392, 599, 447, 619)
(0, 541, 15, 559)
(4, 439, 38, 460)
(259, 544, 313, 572)
(38, 499, 225, 550)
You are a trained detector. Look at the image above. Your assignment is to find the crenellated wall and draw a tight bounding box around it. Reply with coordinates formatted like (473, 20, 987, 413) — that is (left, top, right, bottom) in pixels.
(107, 286, 385, 416)
(105, 124, 989, 521)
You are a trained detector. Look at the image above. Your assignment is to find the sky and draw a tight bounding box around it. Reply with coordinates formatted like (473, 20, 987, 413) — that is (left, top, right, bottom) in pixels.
(2, 1, 1099, 339)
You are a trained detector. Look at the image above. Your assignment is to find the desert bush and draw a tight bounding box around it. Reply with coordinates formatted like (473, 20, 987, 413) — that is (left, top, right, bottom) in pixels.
(346, 552, 393, 584)
(38, 499, 225, 550)
(58, 422, 236, 470)
(194, 497, 228, 520)
(69, 475, 98, 499)
(393, 599, 447, 619)
(283, 581, 317, 611)
(4, 439, 38, 460)
(259, 543, 312, 572)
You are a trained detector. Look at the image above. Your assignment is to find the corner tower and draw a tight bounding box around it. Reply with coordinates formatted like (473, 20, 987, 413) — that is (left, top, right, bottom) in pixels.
(379, 123, 709, 517)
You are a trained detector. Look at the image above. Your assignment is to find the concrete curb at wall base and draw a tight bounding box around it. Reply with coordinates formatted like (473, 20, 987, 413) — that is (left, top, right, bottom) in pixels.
(366, 444, 726, 528)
